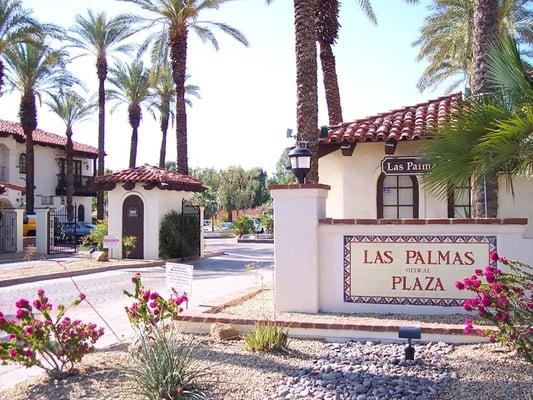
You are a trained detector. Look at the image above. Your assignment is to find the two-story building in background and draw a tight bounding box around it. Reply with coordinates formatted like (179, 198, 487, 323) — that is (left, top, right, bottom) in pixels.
(0, 119, 97, 223)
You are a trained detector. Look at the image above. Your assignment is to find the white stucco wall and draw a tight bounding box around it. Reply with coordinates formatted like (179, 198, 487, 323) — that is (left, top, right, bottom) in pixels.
(319, 141, 533, 233)
(107, 186, 190, 260)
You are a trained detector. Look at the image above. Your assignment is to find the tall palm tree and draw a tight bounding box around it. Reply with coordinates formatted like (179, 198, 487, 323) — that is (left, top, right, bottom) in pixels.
(414, 0, 531, 92)
(315, 0, 418, 125)
(149, 64, 200, 168)
(424, 35, 533, 203)
(108, 59, 152, 168)
(46, 91, 94, 220)
(68, 10, 137, 219)
(4, 42, 76, 213)
(0, 0, 44, 94)
(119, 0, 249, 175)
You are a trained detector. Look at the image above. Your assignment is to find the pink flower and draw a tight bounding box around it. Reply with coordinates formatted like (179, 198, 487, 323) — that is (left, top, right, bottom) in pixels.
(496, 312, 510, 323)
(481, 293, 492, 307)
(472, 279, 481, 289)
(15, 299, 31, 310)
(33, 300, 42, 310)
(464, 319, 473, 334)
(485, 271, 495, 283)
(455, 281, 465, 290)
(23, 326, 34, 335)
(463, 299, 475, 312)
(8, 333, 16, 341)
(490, 251, 499, 262)
(16, 308, 30, 319)
(149, 301, 157, 308)
(37, 288, 45, 297)
(0, 312, 6, 324)
(79, 293, 86, 301)
(474, 269, 483, 276)
(23, 348, 33, 357)
(492, 283, 503, 294)
(149, 292, 159, 300)
(8, 349, 17, 358)
(488, 336, 496, 343)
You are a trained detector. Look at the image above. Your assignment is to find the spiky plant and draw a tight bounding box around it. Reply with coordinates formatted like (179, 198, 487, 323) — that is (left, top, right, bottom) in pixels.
(45, 91, 95, 220)
(108, 59, 152, 168)
(118, 0, 249, 175)
(68, 10, 137, 218)
(4, 42, 77, 213)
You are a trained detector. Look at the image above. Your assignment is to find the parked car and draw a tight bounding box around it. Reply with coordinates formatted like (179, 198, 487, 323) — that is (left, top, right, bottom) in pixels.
(23, 213, 36, 236)
(251, 218, 264, 234)
(218, 222, 233, 232)
(202, 219, 212, 232)
(60, 222, 96, 240)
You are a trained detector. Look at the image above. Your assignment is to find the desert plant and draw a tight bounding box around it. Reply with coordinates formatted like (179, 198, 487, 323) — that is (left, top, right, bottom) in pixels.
(159, 211, 199, 259)
(232, 215, 254, 237)
(118, 326, 208, 400)
(123, 235, 137, 259)
(244, 322, 288, 353)
(86, 219, 108, 250)
(124, 273, 187, 334)
(457, 253, 533, 362)
(0, 289, 104, 378)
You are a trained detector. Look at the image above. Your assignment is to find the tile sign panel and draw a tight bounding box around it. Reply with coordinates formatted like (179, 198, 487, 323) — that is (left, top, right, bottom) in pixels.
(343, 235, 497, 306)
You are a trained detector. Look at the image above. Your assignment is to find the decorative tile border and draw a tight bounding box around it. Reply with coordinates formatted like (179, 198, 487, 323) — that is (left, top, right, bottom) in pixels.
(319, 218, 528, 225)
(343, 235, 497, 307)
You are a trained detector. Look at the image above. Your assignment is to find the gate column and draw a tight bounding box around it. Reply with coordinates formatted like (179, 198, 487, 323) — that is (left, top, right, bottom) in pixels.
(36, 208, 49, 254)
(270, 184, 330, 314)
(14, 208, 24, 253)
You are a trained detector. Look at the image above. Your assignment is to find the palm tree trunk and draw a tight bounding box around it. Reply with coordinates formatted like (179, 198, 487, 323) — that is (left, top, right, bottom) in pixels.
(294, 0, 319, 183)
(471, 0, 499, 218)
(96, 57, 107, 220)
(159, 105, 170, 168)
(170, 27, 189, 175)
(128, 105, 141, 169)
(0, 59, 4, 96)
(319, 41, 343, 125)
(20, 92, 37, 213)
(65, 127, 74, 221)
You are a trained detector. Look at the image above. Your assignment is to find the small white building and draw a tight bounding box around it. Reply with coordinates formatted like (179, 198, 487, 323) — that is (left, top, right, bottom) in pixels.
(0, 119, 97, 221)
(94, 165, 205, 260)
(271, 93, 533, 315)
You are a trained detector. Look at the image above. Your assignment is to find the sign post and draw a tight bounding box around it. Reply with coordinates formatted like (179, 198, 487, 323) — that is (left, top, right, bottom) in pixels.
(166, 262, 194, 308)
(103, 235, 120, 248)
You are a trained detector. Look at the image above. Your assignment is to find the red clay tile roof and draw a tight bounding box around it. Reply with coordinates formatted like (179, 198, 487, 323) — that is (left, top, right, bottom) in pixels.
(94, 165, 205, 192)
(324, 93, 462, 144)
(0, 119, 98, 157)
(0, 181, 25, 192)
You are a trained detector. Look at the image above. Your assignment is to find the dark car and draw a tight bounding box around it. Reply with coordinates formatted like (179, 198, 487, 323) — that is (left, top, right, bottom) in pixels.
(59, 222, 96, 240)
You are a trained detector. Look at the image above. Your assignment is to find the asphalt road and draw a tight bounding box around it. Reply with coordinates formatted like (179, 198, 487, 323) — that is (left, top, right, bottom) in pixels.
(0, 238, 273, 389)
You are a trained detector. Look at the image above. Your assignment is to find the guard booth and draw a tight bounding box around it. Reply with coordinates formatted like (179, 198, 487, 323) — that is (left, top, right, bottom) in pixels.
(94, 165, 205, 260)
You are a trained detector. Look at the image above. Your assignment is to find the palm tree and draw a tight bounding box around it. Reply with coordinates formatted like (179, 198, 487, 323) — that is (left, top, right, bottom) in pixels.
(423, 35, 532, 210)
(315, 0, 418, 125)
(118, 0, 249, 175)
(4, 42, 76, 213)
(414, 0, 531, 92)
(0, 0, 44, 94)
(46, 91, 94, 220)
(108, 59, 152, 168)
(149, 64, 200, 168)
(68, 10, 137, 218)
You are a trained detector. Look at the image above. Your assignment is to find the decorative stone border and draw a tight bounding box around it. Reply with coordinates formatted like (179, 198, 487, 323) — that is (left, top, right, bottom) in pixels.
(269, 184, 331, 190)
(319, 218, 528, 225)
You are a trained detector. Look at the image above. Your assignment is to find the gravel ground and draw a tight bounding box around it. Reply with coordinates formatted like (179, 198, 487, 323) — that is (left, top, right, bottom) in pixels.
(220, 289, 490, 326)
(0, 257, 156, 281)
(1, 337, 530, 400)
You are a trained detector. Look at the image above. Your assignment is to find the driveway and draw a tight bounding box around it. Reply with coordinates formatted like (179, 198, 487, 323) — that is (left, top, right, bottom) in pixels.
(0, 238, 273, 390)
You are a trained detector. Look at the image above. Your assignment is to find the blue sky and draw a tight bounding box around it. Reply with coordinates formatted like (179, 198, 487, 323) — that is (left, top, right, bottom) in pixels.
(0, 0, 449, 174)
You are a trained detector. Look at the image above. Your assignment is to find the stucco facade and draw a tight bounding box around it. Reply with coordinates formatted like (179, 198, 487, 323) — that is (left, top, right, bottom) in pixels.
(319, 140, 533, 237)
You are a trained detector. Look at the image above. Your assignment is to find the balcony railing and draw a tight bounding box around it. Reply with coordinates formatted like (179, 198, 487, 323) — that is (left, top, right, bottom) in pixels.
(56, 174, 96, 196)
(0, 166, 7, 182)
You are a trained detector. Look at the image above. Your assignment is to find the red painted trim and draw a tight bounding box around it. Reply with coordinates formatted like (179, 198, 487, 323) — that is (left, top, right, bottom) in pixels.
(268, 183, 331, 191)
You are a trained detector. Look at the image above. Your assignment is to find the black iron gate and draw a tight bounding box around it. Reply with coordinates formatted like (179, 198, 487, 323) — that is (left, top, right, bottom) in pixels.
(0, 209, 17, 253)
(181, 199, 201, 257)
(48, 205, 78, 255)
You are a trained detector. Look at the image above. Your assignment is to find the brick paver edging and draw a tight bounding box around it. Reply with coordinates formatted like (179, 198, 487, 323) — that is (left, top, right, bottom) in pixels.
(175, 311, 496, 338)
(0, 260, 166, 287)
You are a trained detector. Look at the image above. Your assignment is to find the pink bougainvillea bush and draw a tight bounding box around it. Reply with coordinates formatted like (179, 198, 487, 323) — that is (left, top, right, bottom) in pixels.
(0, 289, 104, 378)
(456, 252, 533, 362)
(124, 273, 188, 332)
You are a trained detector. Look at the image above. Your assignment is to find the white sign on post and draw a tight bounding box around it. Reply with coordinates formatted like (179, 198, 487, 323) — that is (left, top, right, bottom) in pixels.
(166, 262, 194, 298)
(103, 235, 120, 248)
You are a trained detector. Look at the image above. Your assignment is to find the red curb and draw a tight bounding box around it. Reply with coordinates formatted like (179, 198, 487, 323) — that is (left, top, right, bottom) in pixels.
(269, 183, 331, 190)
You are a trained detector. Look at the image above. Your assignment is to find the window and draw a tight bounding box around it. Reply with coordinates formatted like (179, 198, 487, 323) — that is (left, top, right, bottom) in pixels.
(41, 196, 54, 206)
(377, 173, 419, 218)
(448, 182, 471, 218)
(19, 153, 26, 174)
(78, 204, 85, 222)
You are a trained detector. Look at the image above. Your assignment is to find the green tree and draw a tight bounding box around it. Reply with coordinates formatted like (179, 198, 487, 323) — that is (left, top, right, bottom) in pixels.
(190, 167, 221, 220)
(423, 35, 533, 207)
(119, 0, 249, 175)
(46, 91, 95, 220)
(108, 59, 152, 168)
(69, 10, 136, 218)
(269, 148, 296, 185)
(413, 0, 531, 92)
(4, 42, 76, 212)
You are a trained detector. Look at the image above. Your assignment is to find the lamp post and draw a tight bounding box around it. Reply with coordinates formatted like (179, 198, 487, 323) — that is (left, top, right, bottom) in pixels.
(288, 145, 312, 184)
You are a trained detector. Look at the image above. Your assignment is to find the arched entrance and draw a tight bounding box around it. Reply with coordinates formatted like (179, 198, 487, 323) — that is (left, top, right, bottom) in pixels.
(77, 204, 85, 222)
(122, 194, 144, 259)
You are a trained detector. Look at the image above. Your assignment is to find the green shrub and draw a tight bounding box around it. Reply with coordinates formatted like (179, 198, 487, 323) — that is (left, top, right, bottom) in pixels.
(232, 215, 254, 236)
(86, 219, 108, 251)
(244, 322, 288, 352)
(160, 211, 200, 259)
(119, 327, 208, 400)
(260, 214, 273, 234)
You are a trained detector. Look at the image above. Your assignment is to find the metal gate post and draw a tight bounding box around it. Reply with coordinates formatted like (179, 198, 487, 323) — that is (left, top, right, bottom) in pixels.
(35, 209, 50, 255)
